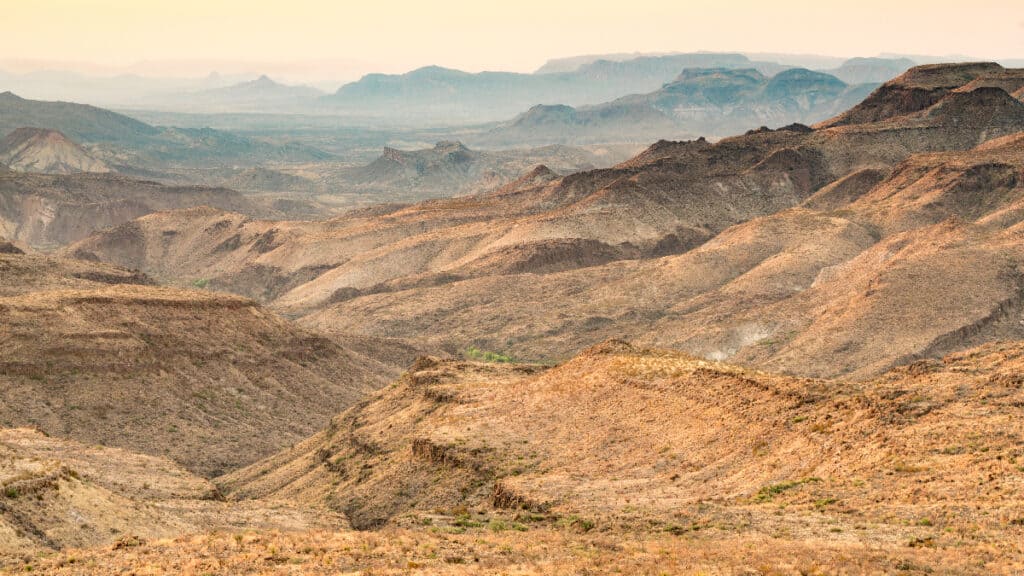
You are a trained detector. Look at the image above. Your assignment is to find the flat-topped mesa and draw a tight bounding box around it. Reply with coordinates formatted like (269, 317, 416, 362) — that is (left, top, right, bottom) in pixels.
(671, 66, 766, 84)
(818, 62, 1017, 128)
(890, 62, 1007, 90)
(922, 86, 1024, 123)
(433, 140, 469, 153)
(953, 69, 1024, 95)
(381, 146, 405, 162)
(513, 104, 579, 126)
(380, 141, 471, 164)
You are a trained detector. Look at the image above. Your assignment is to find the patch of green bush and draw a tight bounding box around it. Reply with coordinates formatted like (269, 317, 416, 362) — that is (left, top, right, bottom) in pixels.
(465, 347, 514, 363)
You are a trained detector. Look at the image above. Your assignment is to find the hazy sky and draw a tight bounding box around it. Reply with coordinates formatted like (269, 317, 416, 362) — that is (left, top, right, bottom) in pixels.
(3, 0, 1022, 81)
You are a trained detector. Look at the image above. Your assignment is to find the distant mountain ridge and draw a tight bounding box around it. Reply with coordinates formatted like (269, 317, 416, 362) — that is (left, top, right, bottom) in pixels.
(139, 74, 325, 113)
(823, 57, 916, 84)
(0, 91, 330, 168)
(322, 53, 781, 122)
(335, 140, 637, 201)
(69, 63, 1024, 382)
(482, 67, 876, 145)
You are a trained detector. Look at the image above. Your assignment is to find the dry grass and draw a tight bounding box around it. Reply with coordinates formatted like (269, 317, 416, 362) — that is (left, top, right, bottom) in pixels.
(215, 340, 1024, 571)
(22, 526, 1016, 575)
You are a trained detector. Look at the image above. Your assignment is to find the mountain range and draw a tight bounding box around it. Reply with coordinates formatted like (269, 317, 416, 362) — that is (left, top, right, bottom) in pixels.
(137, 75, 325, 113)
(321, 54, 870, 122)
(6, 59, 1024, 572)
(482, 67, 877, 145)
(62, 63, 1024, 380)
(0, 91, 330, 170)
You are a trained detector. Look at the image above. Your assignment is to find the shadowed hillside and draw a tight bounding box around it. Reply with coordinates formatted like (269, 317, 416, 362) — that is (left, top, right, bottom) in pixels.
(0, 128, 109, 174)
(5, 58, 1024, 575)
(212, 340, 1024, 570)
(0, 249, 412, 477)
(67, 63, 1024, 379)
(0, 171, 261, 249)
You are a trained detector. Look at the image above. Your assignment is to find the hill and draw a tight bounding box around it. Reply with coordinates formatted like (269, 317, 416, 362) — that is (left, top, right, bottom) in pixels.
(213, 339, 1024, 571)
(0, 170, 262, 249)
(0, 249, 407, 477)
(0, 128, 109, 174)
(141, 75, 324, 113)
(484, 67, 876, 145)
(336, 140, 634, 200)
(322, 54, 778, 123)
(11, 61, 1024, 575)
(6, 339, 1022, 572)
(534, 51, 756, 74)
(67, 64, 1024, 380)
(0, 428, 336, 557)
(823, 57, 917, 84)
(0, 92, 329, 169)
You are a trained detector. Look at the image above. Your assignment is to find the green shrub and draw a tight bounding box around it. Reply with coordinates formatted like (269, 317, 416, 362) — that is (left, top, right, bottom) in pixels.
(754, 477, 821, 503)
(465, 347, 514, 363)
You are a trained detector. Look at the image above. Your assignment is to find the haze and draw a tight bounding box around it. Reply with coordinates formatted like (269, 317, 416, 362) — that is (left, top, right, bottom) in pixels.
(4, 0, 1022, 82)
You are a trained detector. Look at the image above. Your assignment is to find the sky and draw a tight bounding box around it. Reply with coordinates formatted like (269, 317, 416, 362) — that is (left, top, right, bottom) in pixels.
(2, 0, 1022, 82)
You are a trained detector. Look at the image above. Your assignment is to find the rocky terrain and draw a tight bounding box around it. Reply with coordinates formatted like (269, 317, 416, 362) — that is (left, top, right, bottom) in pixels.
(0, 428, 336, 559)
(0, 249, 413, 477)
(0, 92, 329, 172)
(20, 339, 1024, 573)
(6, 60, 1024, 575)
(329, 140, 638, 200)
(226, 339, 1024, 533)
(0, 171, 263, 249)
(66, 63, 1024, 378)
(0, 129, 109, 175)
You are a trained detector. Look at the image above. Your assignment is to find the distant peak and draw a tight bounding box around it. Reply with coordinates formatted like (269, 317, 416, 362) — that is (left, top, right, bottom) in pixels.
(490, 164, 561, 196)
(252, 74, 277, 87)
(408, 65, 463, 76)
(523, 164, 558, 181)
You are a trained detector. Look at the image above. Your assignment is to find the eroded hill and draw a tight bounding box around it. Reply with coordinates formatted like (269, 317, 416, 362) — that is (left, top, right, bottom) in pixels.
(0, 128, 109, 175)
(0, 170, 264, 249)
(7, 339, 1024, 573)
(212, 340, 1024, 571)
(0, 428, 338, 559)
(65, 63, 1024, 378)
(0, 250, 408, 477)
